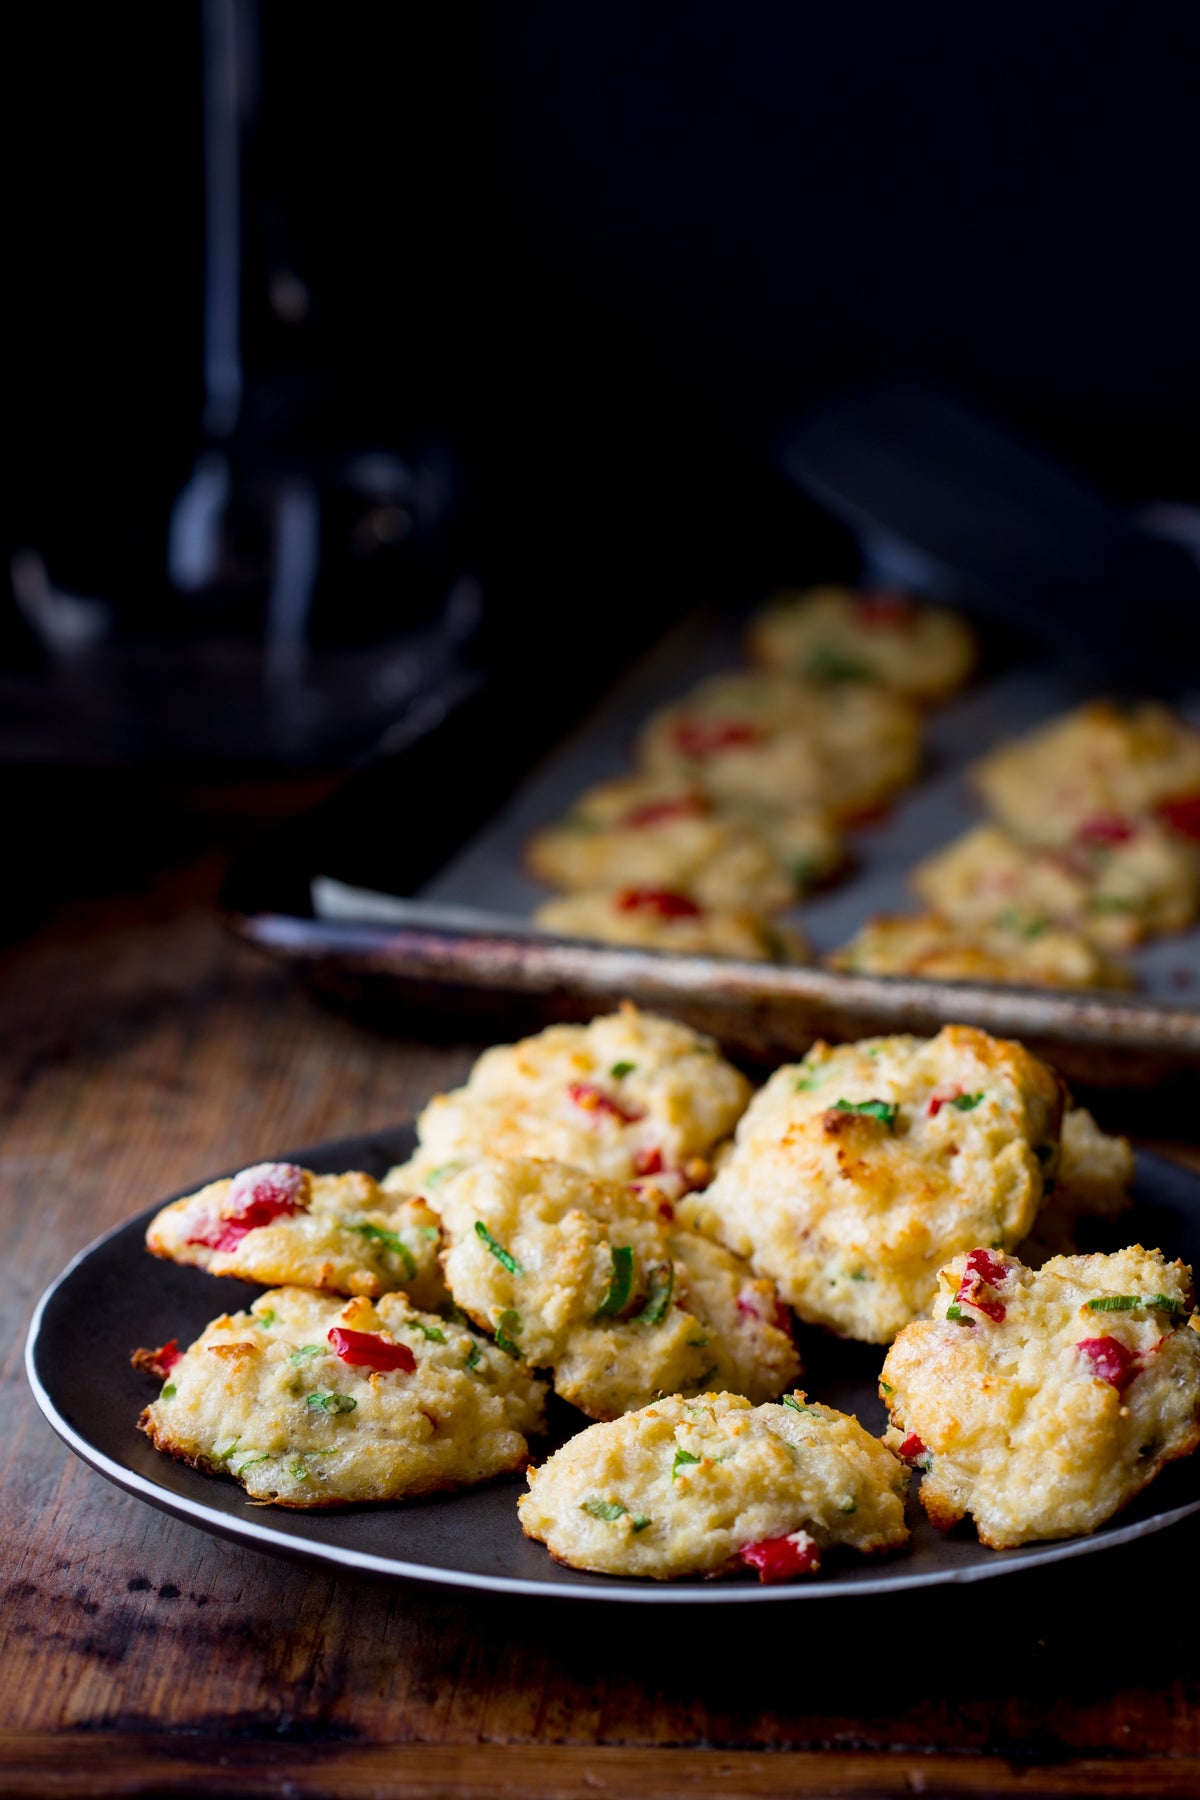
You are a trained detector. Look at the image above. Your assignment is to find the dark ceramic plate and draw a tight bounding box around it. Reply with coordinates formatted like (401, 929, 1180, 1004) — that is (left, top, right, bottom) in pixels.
(26, 1126, 1200, 1603)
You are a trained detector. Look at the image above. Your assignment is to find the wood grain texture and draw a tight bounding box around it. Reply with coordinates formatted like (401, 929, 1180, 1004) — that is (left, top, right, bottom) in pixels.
(2, 853, 1199, 1796)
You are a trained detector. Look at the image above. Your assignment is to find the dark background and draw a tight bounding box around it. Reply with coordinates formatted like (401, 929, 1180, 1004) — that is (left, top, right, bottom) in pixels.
(12, 2, 1200, 625)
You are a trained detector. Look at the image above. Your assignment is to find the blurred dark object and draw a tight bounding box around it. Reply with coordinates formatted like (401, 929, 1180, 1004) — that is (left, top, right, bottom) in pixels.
(6, 3, 1199, 776)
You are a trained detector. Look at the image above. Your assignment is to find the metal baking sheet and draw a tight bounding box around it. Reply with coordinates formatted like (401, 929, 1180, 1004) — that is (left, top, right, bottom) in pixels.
(292, 610, 1200, 1079)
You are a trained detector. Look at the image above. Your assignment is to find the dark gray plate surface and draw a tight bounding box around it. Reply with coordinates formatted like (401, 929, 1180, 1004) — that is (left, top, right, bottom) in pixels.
(26, 1126, 1200, 1602)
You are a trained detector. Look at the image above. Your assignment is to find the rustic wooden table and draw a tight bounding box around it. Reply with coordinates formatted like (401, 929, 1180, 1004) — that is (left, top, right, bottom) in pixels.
(3, 850, 1199, 1798)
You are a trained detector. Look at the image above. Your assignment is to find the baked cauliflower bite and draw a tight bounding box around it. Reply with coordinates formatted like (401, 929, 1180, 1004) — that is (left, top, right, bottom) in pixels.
(881, 1246, 1200, 1548)
(525, 772, 841, 910)
(146, 1162, 446, 1310)
(825, 911, 1131, 990)
(636, 672, 922, 821)
(533, 889, 809, 964)
(435, 1158, 800, 1418)
(747, 585, 976, 703)
(972, 701, 1200, 850)
(385, 1006, 752, 1202)
(136, 1286, 547, 1507)
(517, 1391, 909, 1580)
(694, 1026, 1063, 1344)
(912, 822, 1199, 950)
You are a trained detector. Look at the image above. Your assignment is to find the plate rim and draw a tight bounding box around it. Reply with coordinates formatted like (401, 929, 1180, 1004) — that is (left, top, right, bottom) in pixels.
(25, 1148, 1200, 1604)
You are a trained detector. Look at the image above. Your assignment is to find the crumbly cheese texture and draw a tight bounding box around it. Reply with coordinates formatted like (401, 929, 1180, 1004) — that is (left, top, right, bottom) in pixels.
(912, 822, 1199, 950)
(881, 1246, 1200, 1548)
(1019, 1107, 1135, 1266)
(525, 772, 841, 910)
(746, 586, 976, 703)
(825, 911, 1131, 990)
(138, 1286, 547, 1507)
(386, 1006, 752, 1202)
(692, 1026, 1063, 1344)
(518, 1391, 909, 1579)
(636, 672, 922, 820)
(147, 1169, 447, 1311)
(972, 702, 1200, 850)
(435, 1158, 800, 1417)
(533, 890, 809, 964)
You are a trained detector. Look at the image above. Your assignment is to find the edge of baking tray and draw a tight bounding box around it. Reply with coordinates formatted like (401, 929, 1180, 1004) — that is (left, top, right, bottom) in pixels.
(226, 909, 1200, 1078)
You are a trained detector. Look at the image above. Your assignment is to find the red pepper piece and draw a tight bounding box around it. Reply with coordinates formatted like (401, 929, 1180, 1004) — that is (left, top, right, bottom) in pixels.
(1077, 814, 1135, 846)
(671, 719, 760, 759)
(327, 1328, 416, 1373)
(568, 1081, 646, 1125)
(964, 1249, 1009, 1288)
(1078, 1335, 1140, 1392)
(952, 1249, 1009, 1323)
(226, 1162, 309, 1227)
(634, 1147, 664, 1176)
(855, 590, 915, 629)
(186, 1216, 253, 1253)
(1157, 793, 1200, 841)
(136, 1339, 181, 1379)
(736, 1291, 794, 1336)
(622, 795, 707, 828)
(616, 888, 703, 918)
(188, 1162, 309, 1250)
(739, 1528, 821, 1583)
(927, 1087, 960, 1118)
(898, 1433, 928, 1463)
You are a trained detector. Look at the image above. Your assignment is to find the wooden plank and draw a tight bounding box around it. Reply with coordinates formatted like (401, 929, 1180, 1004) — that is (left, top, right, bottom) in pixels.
(3, 855, 1200, 1773)
(1, 1737, 1199, 1800)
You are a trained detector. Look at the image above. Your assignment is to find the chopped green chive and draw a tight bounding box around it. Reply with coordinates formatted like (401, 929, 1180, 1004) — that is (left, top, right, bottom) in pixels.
(839, 1496, 858, 1514)
(418, 1226, 440, 1241)
(998, 908, 1048, 939)
(848, 1270, 867, 1282)
(424, 1161, 466, 1189)
(1086, 1293, 1185, 1316)
(631, 1514, 652, 1532)
(475, 1220, 524, 1276)
(948, 1092, 984, 1112)
(212, 1438, 240, 1462)
(946, 1304, 973, 1324)
(160, 1383, 177, 1400)
(1087, 896, 1136, 914)
(230, 1451, 270, 1474)
(465, 1344, 482, 1371)
(582, 1498, 627, 1522)
(686, 1335, 709, 1349)
(494, 1309, 522, 1358)
(255, 1310, 276, 1328)
(782, 1394, 821, 1417)
(595, 1245, 635, 1317)
(806, 644, 872, 683)
(610, 1061, 636, 1079)
(672, 1447, 702, 1481)
(833, 1098, 898, 1125)
(879, 1380, 893, 1394)
(351, 1223, 417, 1278)
(634, 1261, 675, 1325)
(290, 1344, 324, 1363)
(306, 1391, 357, 1415)
(287, 1462, 310, 1481)
(414, 1322, 446, 1342)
